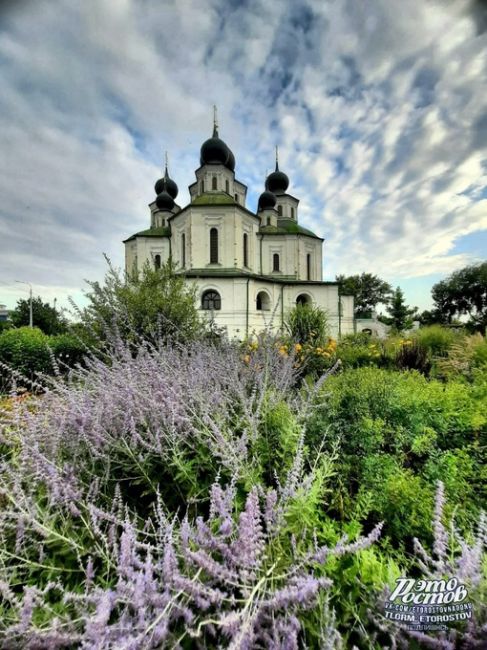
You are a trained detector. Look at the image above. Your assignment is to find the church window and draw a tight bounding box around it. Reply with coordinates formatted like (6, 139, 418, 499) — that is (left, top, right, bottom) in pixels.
(212, 175, 217, 190)
(296, 293, 311, 306)
(210, 228, 219, 264)
(306, 253, 311, 280)
(256, 291, 270, 311)
(273, 253, 280, 272)
(154, 254, 161, 270)
(267, 217, 271, 226)
(277, 205, 282, 216)
(243, 233, 248, 267)
(291, 207, 295, 219)
(225, 179, 230, 193)
(235, 193, 239, 203)
(202, 290, 221, 310)
(181, 233, 186, 268)
(201, 180, 205, 193)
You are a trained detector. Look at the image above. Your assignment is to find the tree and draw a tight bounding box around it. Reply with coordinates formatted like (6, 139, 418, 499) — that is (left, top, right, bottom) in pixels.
(10, 296, 68, 335)
(80, 257, 204, 344)
(432, 262, 487, 332)
(336, 273, 393, 318)
(417, 309, 447, 326)
(383, 287, 418, 333)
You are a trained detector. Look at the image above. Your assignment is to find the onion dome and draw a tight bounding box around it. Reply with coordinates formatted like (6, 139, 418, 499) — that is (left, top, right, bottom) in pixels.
(266, 163, 289, 195)
(200, 115, 235, 170)
(265, 148, 289, 194)
(258, 190, 277, 211)
(155, 190, 174, 211)
(154, 162, 178, 199)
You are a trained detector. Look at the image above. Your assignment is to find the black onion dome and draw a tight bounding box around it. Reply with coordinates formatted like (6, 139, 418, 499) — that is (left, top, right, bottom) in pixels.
(154, 166, 178, 199)
(258, 190, 277, 211)
(154, 177, 165, 195)
(155, 190, 174, 211)
(266, 161, 289, 195)
(200, 137, 229, 166)
(165, 178, 178, 199)
(200, 124, 235, 169)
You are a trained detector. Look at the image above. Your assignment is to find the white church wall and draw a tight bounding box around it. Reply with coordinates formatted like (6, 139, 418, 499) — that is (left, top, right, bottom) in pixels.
(190, 277, 354, 340)
(134, 237, 171, 271)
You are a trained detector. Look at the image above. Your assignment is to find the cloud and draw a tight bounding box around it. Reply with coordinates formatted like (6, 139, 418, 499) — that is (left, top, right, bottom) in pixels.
(0, 0, 485, 312)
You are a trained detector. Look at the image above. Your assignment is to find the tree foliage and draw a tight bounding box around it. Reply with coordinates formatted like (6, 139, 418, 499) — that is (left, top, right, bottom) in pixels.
(336, 273, 393, 318)
(80, 257, 204, 344)
(432, 261, 487, 332)
(10, 296, 68, 335)
(383, 286, 417, 332)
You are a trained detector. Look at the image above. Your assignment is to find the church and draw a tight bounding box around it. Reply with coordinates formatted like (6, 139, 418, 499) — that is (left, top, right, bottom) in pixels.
(123, 118, 355, 340)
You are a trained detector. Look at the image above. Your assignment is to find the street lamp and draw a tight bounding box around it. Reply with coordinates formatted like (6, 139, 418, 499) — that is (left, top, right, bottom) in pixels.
(15, 281, 33, 327)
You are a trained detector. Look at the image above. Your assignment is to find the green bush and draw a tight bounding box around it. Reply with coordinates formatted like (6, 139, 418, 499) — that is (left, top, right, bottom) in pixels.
(50, 333, 87, 368)
(413, 324, 459, 357)
(285, 303, 329, 346)
(0, 327, 52, 383)
(81, 257, 205, 345)
(335, 334, 389, 369)
(306, 367, 487, 544)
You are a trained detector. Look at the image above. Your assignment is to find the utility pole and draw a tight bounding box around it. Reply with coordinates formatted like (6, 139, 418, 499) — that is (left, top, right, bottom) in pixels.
(15, 281, 33, 327)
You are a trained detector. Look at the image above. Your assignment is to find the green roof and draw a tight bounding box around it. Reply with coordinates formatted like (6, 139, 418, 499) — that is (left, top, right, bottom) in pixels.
(123, 226, 171, 242)
(259, 219, 322, 240)
(191, 192, 237, 206)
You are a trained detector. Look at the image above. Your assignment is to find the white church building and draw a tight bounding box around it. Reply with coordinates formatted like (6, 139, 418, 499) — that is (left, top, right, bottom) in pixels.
(124, 121, 355, 340)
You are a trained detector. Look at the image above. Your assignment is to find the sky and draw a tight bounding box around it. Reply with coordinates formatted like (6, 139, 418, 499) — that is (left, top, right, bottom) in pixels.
(0, 0, 486, 314)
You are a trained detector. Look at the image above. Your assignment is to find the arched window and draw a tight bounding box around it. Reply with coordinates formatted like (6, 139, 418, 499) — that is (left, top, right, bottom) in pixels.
(273, 253, 280, 272)
(243, 233, 248, 267)
(277, 205, 282, 216)
(296, 293, 311, 306)
(306, 253, 311, 280)
(234, 193, 239, 203)
(201, 180, 205, 193)
(225, 179, 230, 194)
(210, 228, 218, 264)
(291, 207, 295, 219)
(181, 233, 186, 268)
(212, 175, 217, 190)
(256, 291, 270, 311)
(202, 290, 221, 310)
(154, 254, 161, 270)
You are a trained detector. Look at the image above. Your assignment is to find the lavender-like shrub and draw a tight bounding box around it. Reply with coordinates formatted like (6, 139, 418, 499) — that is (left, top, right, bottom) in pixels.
(370, 482, 487, 649)
(0, 428, 381, 647)
(0, 335, 385, 647)
(2, 336, 301, 515)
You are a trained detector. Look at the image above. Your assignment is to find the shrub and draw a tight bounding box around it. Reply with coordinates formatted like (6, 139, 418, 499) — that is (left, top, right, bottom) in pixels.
(0, 335, 386, 647)
(0, 327, 52, 389)
(335, 333, 388, 369)
(306, 367, 487, 544)
(437, 333, 487, 381)
(394, 338, 431, 375)
(413, 324, 459, 357)
(285, 304, 329, 347)
(373, 482, 487, 647)
(49, 333, 87, 369)
(80, 256, 205, 345)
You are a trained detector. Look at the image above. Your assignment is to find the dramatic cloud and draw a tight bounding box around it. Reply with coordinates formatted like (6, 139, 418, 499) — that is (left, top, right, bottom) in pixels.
(0, 0, 485, 311)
